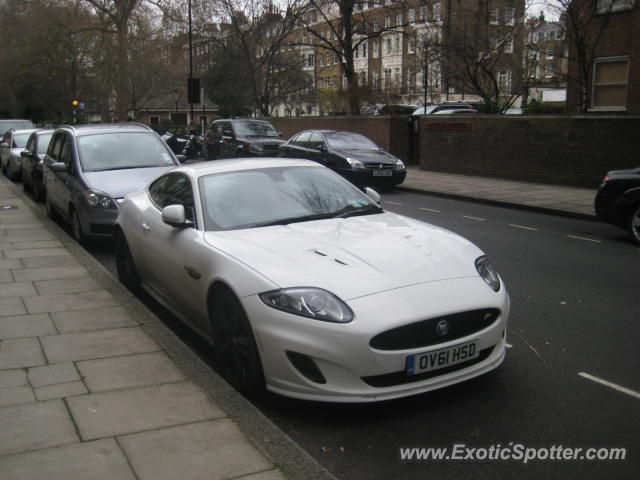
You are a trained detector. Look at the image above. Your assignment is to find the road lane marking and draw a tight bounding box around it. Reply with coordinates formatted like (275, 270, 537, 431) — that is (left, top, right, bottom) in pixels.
(578, 372, 640, 400)
(567, 235, 602, 243)
(384, 201, 403, 206)
(509, 224, 538, 231)
(419, 207, 441, 213)
(462, 215, 486, 221)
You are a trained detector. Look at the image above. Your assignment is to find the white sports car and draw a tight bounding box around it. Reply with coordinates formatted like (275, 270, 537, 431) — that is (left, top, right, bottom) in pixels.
(115, 158, 509, 402)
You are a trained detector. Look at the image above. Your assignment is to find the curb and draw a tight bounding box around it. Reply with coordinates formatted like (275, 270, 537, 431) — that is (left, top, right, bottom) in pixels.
(2, 177, 338, 480)
(396, 186, 598, 222)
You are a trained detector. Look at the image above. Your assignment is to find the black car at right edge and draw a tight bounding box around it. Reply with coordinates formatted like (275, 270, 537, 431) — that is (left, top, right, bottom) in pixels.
(595, 167, 640, 245)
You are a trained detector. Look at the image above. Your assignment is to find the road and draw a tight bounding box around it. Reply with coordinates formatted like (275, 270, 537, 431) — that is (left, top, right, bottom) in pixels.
(83, 188, 639, 480)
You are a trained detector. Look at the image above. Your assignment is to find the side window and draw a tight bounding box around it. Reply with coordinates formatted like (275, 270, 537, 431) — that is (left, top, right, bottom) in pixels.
(59, 135, 74, 171)
(293, 131, 311, 146)
(26, 135, 35, 153)
(1, 132, 10, 146)
(221, 122, 233, 137)
(48, 133, 64, 159)
(151, 174, 196, 223)
(308, 132, 325, 150)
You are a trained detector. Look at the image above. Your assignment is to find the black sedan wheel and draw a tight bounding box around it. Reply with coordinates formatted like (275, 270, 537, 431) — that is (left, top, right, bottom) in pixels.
(628, 204, 640, 245)
(209, 286, 265, 395)
(115, 230, 141, 292)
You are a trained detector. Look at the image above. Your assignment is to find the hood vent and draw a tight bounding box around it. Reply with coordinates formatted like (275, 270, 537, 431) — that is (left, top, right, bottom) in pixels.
(313, 249, 349, 266)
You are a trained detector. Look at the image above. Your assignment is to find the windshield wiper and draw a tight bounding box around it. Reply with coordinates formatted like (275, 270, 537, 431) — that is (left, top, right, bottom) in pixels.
(332, 204, 383, 219)
(89, 165, 167, 172)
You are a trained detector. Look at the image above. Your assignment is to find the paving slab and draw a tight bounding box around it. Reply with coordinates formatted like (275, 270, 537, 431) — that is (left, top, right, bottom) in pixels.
(23, 290, 118, 314)
(78, 351, 185, 392)
(35, 381, 88, 401)
(29, 362, 80, 387)
(21, 255, 82, 268)
(0, 337, 45, 370)
(40, 327, 159, 363)
(3, 232, 58, 242)
(0, 369, 28, 389)
(4, 247, 71, 258)
(118, 419, 273, 480)
(0, 269, 13, 283)
(0, 281, 37, 298)
(0, 297, 27, 317)
(67, 382, 225, 440)
(237, 470, 289, 480)
(12, 240, 64, 249)
(12, 266, 89, 282)
(51, 306, 138, 333)
(0, 438, 136, 480)
(0, 400, 79, 455)
(0, 386, 35, 407)
(0, 313, 57, 339)
(35, 277, 102, 295)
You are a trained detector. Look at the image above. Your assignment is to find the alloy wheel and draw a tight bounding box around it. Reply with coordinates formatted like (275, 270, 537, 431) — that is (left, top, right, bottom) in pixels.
(628, 205, 640, 245)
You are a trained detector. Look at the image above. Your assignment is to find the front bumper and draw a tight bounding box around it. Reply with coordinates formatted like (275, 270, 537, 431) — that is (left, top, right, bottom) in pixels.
(242, 276, 509, 402)
(340, 168, 407, 187)
(77, 202, 119, 237)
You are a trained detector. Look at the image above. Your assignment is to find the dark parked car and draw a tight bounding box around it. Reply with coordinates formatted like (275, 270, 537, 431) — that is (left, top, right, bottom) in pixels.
(595, 167, 640, 245)
(278, 130, 406, 188)
(0, 119, 35, 137)
(20, 128, 55, 201)
(43, 123, 180, 243)
(203, 119, 284, 159)
(1, 128, 39, 180)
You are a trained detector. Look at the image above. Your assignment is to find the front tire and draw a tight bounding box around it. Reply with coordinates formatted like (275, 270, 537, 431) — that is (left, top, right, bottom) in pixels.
(209, 286, 265, 395)
(70, 208, 86, 244)
(115, 230, 141, 293)
(627, 204, 640, 245)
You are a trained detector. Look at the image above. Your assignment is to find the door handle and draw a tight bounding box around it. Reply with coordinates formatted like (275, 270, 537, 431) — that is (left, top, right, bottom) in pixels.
(141, 223, 150, 235)
(184, 265, 201, 280)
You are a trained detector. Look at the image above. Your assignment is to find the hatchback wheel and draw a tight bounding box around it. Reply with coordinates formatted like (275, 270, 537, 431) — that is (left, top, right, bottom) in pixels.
(70, 208, 85, 244)
(209, 287, 265, 395)
(628, 204, 640, 245)
(115, 230, 140, 292)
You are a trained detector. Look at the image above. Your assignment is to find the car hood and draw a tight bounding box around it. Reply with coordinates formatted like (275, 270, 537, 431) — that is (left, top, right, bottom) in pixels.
(607, 167, 640, 176)
(84, 166, 176, 198)
(334, 149, 397, 164)
(204, 212, 483, 300)
(238, 137, 284, 145)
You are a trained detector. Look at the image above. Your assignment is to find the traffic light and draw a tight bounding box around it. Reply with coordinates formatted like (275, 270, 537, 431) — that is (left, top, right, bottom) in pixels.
(187, 78, 200, 103)
(72, 100, 79, 107)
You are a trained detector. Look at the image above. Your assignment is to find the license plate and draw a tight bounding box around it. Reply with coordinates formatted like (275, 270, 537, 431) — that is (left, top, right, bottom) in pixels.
(373, 170, 393, 177)
(406, 341, 479, 375)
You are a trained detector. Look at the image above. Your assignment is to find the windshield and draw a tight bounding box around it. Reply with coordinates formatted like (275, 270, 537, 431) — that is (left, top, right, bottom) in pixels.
(325, 132, 379, 151)
(13, 133, 31, 149)
(36, 132, 53, 154)
(0, 120, 34, 135)
(233, 120, 279, 138)
(78, 132, 177, 172)
(199, 166, 381, 231)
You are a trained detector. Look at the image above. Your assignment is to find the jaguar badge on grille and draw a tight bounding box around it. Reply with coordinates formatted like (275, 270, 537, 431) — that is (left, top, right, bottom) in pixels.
(436, 320, 450, 336)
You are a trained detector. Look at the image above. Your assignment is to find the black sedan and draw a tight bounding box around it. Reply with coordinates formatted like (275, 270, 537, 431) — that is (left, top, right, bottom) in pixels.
(278, 130, 406, 188)
(594, 167, 640, 245)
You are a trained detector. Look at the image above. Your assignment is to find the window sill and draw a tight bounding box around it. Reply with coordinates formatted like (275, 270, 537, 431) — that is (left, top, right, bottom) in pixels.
(588, 106, 627, 112)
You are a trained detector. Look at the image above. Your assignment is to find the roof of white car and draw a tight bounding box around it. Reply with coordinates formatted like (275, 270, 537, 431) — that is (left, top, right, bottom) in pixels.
(176, 158, 321, 176)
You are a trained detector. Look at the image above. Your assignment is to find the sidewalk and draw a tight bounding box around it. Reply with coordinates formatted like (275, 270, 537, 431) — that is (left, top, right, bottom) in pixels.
(401, 167, 598, 218)
(0, 175, 336, 480)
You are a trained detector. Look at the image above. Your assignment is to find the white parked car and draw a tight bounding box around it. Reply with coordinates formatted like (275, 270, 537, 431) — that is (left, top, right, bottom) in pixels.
(115, 159, 509, 402)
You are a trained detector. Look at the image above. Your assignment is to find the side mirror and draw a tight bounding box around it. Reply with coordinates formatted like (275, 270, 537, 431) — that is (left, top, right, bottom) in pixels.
(20, 150, 32, 158)
(278, 131, 283, 137)
(162, 204, 191, 228)
(48, 162, 68, 173)
(364, 187, 381, 204)
(318, 143, 327, 152)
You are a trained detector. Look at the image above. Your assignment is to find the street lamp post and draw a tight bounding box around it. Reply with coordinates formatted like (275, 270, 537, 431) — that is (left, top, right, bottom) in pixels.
(188, 0, 194, 125)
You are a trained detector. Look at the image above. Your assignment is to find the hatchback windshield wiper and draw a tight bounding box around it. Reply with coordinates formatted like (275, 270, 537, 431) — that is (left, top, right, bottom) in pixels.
(89, 165, 167, 172)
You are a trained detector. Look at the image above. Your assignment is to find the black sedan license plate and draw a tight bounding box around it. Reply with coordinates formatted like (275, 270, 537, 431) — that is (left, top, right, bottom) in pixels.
(373, 170, 393, 177)
(406, 341, 479, 375)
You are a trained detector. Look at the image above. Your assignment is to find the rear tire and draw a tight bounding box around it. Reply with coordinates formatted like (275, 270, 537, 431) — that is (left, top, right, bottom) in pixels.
(115, 230, 141, 293)
(627, 204, 640, 245)
(209, 286, 265, 396)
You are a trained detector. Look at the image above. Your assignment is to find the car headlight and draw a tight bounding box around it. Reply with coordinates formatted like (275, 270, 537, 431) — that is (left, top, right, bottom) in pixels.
(346, 157, 365, 169)
(259, 287, 354, 323)
(86, 191, 116, 209)
(395, 159, 405, 170)
(475, 256, 501, 292)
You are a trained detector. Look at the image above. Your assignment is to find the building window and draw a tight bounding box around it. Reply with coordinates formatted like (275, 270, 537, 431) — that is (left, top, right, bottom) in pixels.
(373, 19, 379, 31)
(396, 13, 403, 26)
(394, 35, 400, 53)
(592, 57, 629, 110)
(373, 71, 380, 89)
(408, 34, 416, 53)
(420, 5, 428, 21)
(497, 70, 512, 94)
(504, 36, 513, 53)
(504, 7, 515, 26)
(308, 54, 314, 67)
(408, 8, 415, 23)
(434, 2, 441, 21)
(384, 69, 391, 88)
(385, 37, 392, 55)
(489, 7, 499, 24)
(362, 43, 367, 58)
(385, 16, 391, 28)
(372, 40, 379, 58)
(547, 49, 554, 60)
(596, 0, 635, 14)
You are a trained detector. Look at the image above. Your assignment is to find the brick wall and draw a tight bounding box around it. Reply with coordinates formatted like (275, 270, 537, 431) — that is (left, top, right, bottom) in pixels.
(268, 116, 411, 162)
(418, 115, 640, 187)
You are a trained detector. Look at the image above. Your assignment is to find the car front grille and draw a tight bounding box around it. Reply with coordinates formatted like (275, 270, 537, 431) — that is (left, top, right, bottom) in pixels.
(369, 308, 501, 351)
(361, 346, 495, 387)
(364, 163, 395, 170)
